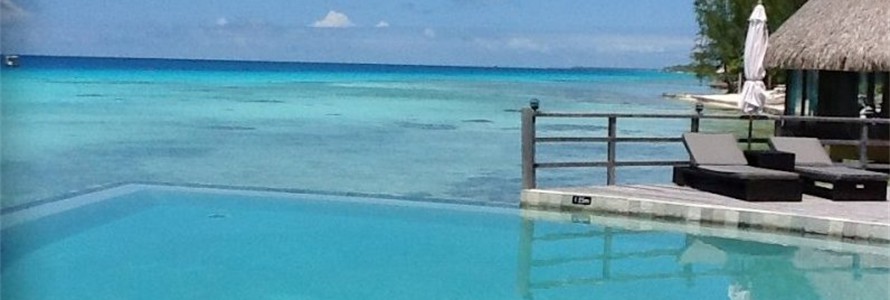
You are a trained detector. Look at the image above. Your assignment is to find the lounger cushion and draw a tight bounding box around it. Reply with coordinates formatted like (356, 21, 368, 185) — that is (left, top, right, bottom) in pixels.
(795, 166, 890, 182)
(683, 133, 749, 166)
(769, 137, 833, 166)
(698, 165, 799, 179)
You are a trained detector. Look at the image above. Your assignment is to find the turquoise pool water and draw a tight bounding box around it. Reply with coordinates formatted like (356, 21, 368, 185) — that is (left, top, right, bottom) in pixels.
(3, 186, 888, 299)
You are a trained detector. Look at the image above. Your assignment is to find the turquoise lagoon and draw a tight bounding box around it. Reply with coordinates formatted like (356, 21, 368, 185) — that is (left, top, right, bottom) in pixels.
(1, 56, 714, 207)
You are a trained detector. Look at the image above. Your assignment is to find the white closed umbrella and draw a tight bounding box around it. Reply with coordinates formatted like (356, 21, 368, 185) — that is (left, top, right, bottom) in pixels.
(739, 1, 769, 114)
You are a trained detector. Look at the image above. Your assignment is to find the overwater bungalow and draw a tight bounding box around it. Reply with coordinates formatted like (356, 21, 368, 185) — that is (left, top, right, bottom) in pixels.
(765, 0, 889, 163)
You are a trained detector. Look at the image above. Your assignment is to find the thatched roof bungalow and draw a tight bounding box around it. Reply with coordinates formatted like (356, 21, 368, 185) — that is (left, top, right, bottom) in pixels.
(764, 0, 888, 145)
(765, 0, 890, 72)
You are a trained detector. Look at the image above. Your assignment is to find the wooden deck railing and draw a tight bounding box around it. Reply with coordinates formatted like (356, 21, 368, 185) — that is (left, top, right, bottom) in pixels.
(521, 100, 890, 188)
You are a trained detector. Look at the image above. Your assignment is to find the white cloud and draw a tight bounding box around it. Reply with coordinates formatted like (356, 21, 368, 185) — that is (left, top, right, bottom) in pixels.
(216, 17, 229, 27)
(474, 34, 689, 56)
(1, 0, 28, 24)
(375, 21, 390, 28)
(506, 37, 549, 53)
(311, 10, 354, 28)
(472, 37, 549, 53)
(423, 28, 436, 38)
(569, 35, 687, 54)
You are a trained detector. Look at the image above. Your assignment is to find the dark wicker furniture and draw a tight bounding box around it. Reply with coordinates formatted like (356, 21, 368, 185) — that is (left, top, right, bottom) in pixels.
(673, 133, 802, 202)
(769, 137, 888, 201)
(743, 150, 795, 172)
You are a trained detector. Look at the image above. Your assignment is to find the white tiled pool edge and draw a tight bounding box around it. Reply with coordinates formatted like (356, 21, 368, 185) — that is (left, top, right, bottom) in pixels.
(1, 184, 146, 230)
(0, 183, 517, 231)
(6, 183, 888, 245)
(521, 189, 890, 243)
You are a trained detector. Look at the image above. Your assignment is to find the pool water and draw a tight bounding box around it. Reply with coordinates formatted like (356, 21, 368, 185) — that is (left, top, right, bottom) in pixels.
(2, 186, 889, 300)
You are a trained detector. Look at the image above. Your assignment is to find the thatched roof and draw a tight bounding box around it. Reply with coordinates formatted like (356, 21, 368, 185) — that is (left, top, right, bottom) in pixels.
(765, 0, 890, 72)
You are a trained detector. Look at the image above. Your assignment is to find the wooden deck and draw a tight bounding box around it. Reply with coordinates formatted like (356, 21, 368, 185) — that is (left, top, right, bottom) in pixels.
(521, 184, 890, 242)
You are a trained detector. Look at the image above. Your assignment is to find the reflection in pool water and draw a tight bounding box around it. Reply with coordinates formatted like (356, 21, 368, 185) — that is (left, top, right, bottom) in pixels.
(519, 211, 890, 300)
(2, 186, 888, 300)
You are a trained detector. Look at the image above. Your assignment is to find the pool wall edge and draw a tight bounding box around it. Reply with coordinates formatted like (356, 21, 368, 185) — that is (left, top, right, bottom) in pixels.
(521, 188, 890, 244)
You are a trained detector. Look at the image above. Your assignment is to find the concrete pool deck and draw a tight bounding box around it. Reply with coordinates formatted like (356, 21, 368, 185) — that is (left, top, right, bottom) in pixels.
(521, 184, 890, 242)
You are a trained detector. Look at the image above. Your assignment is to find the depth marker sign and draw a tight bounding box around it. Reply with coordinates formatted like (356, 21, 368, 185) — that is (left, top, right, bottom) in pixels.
(571, 195, 592, 205)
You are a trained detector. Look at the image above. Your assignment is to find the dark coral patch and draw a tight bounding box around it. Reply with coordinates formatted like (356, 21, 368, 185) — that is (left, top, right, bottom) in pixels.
(395, 121, 457, 131)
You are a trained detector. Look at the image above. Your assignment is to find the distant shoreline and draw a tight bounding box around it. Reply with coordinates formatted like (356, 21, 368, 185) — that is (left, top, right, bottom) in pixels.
(0, 54, 667, 73)
(663, 92, 785, 115)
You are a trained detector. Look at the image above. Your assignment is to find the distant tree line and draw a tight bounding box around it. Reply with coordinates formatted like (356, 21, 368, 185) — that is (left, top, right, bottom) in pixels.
(690, 0, 808, 93)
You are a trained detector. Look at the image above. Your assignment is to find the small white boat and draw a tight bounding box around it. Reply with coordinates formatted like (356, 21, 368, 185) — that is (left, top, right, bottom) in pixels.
(4, 55, 20, 67)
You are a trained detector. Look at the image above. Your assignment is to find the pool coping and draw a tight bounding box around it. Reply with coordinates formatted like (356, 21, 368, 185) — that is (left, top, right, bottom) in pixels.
(3, 183, 888, 254)
(521, 187, 890, 243)
(1, 181, 515, 215)
(1, 183, 519, 231)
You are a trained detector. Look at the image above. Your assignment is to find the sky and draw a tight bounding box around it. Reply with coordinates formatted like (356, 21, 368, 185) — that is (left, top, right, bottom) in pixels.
(0, 0, 698, 68)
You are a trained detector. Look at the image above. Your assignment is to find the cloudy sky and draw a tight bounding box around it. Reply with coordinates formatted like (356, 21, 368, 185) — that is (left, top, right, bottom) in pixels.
(0, 0, 698, 68)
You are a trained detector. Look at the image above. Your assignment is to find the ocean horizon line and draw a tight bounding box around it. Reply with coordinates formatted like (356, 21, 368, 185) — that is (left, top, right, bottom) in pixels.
(1, 54, 662, 73)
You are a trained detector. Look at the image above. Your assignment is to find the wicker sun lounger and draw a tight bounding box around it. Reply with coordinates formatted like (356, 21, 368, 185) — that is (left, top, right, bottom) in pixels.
(769, 137, 888, 201)
(673, 133, 802, 202)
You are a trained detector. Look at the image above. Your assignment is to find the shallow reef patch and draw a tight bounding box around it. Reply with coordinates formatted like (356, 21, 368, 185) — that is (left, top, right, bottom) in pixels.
(395, 121, 458, 131)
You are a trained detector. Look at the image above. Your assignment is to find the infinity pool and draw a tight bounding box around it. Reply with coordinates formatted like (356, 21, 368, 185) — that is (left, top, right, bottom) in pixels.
(2, 185, 888, 299)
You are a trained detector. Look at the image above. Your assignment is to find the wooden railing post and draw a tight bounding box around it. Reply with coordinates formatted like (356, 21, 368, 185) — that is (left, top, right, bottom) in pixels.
(606, 116, 617, 185)
(521, 101, 538, 189)
(858, 122, 869, 169)
(691, 103, 703, 132)
(746, 115, 754, 150)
